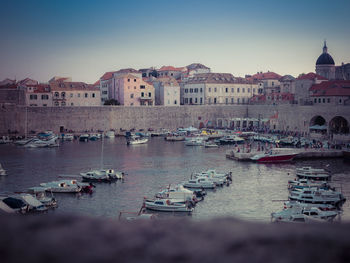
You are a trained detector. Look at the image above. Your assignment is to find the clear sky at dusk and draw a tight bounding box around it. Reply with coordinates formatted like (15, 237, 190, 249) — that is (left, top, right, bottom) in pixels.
(0, 0, 349, 83)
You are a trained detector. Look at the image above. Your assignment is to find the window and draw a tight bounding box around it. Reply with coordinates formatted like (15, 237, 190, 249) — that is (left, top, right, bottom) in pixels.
(195, 98, 198, 103)
(148, 101, 152, 106)
(272, 81, 274, 86)
(242, 88, 245, 93)
(242, 98, 245, 103)
(185, 89, 188, 93)
(140, 85, 145, 89)
(128, 79, 130, 82)
(231, 88, 234, 93)
(190, 89, 193, 93)
(339, 99, 342, 104)
(322, 98, 325, 103)
(225, 88, 228, 93)
(92, 93, 95, 98)
(214, 98, 217, 104)
(134, 86, 136, 89)
(214, 87, 217, 92)
(237, 88, 240, 93)
(314, 98, 317, 103)
(41, 94, 49, 100)
(71, 103, 74, 106)
(30, 94, 37, 100)
(200, 88, 203, 93)
(43, 104, 47, 107)
(61, 101, 66, 106)
(327, 98, 330, 103)
(54, 101, 59, 106)
(225, 98, 228, 104)
(78, 93, 81, 97)
(130, 94, 134, 98)
(237, 98, 240, 103)
(253, 88, 256, 93)
(148, 92, 151, 97)
(141, 92, 144, 97)
(85, 93, 88, 98)
(248, 88, 250, 93)
(134, 79, 136, 82)
(102, 91, 108, 95)
(174, 100, 177, 105)
(200, 98, 202, 104)
(194, 88, 198, 93)
(185, 98, 188, 103)
(209, 88, 211, 92)
(54, 92, 59, 97)
(231, 98, 234, 104)
(189, 98, 193, 104)
(318, 98, 321, 103)
(130, 103, 133, 106)
(61, 92, 66, 97)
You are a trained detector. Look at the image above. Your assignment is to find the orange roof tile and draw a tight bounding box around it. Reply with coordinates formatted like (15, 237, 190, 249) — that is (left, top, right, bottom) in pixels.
(297, 72, 327, 81)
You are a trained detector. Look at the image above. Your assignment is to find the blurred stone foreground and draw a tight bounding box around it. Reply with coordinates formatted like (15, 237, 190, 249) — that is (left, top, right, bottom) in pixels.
(1, 215, 350, 263)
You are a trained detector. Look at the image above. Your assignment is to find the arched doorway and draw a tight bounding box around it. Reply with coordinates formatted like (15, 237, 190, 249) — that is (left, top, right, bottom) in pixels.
(310, 115, 326, 126)
(309, 115, 327, 134)
(329, 116, 349, 134)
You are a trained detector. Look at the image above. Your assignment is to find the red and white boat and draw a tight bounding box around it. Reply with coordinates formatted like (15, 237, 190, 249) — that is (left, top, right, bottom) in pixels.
(251, 151, 297, 163)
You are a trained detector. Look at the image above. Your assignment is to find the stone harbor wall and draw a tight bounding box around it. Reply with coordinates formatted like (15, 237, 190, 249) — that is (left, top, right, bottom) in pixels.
(0, 104, 349, 136)
(0, 214, 349, 263)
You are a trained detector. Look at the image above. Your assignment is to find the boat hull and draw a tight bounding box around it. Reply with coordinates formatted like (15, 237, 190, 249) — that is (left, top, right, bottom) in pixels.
(256, 154, 297, 163)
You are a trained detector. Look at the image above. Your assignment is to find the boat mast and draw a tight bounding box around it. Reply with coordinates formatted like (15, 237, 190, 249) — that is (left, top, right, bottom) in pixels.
(101, 134, 104, 169)
(25, 106, 28, 139)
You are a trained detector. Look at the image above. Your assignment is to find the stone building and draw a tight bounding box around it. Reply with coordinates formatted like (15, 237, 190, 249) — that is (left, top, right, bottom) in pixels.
(99, 71, 116, 104)
(310, 80, 350, 106)
(279, 75, 296, 93)
(247, 71, 281, 94)
(25, 84, 52, 107)
(114, 74, 154, 106)
(157, 66, 186, 79)
(315, 41, 335, 80)
(152, 77, 180, 106)
(50, 81, 100, 107)
(335, 63, 350, 80)
(182, 73, 259, 105)
(294, 73, 327, 105)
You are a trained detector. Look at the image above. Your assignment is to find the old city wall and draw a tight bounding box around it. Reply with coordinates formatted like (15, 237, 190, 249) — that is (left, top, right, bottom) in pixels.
(0, 104, 349, 135)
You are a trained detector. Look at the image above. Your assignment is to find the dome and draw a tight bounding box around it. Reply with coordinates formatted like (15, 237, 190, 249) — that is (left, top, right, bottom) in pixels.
(316, 53, 335, 65)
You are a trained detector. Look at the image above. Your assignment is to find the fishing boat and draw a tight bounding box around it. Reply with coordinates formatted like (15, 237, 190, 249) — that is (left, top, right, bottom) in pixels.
(0, 163, 6, 176)
(156, 184, 199, 205)
(143, 198, 194, 212)
(40, 180, 83, 193)
(183, 177, 216, 189)
(127, 136, 148, 145)
(251, 150, 297, 163)
(288, 188, 346, 207)
(287, 179, 332, 191)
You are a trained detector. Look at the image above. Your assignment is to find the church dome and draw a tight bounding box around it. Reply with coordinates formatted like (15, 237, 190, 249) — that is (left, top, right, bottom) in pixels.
(316, 41, 335, 65)
(316, 53, 335, 65)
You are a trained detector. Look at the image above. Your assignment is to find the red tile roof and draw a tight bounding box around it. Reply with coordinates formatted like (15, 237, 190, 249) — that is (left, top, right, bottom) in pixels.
(27, 84, 51, 93)
(93, 80, 100, 86)
(249, 71, 282, 80)
(297, 72, 327, 80)
(100, 71, 116, 81)
(310, 80, 350, 96)
(158, 66, 183, 72)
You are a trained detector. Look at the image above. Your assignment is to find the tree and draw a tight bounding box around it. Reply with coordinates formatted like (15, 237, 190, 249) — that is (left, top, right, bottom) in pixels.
(104, 99, 120, 105)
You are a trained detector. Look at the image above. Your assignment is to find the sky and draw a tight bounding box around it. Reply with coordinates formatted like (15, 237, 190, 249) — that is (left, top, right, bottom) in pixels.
(0, 0, 349, 83)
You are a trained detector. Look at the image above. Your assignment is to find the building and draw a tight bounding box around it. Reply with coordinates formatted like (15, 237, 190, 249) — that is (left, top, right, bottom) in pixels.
(114, 74, 154, 106)
(315, 41, 335, 80)
(295, 73, 327, 104)
(186, 63, 211, 77)
(50, 81, 100, 107)
(99, 71, 116, 104)
(182, 73, 259, 105)
(279, 75, 296, 93)
(249, 92, 295, 105)
(335, 63, 350, 80)
(310, 80, 350, 106)
(25, 84, 52, 107)
(157, 66, 186, 80)
(247, 71, 282, 94)
(152, 77, 180, 106)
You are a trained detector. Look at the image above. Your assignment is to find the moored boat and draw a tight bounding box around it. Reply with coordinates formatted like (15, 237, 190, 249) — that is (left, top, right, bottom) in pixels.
(127, 136, 148, 145)
(296, 167, 331, 181)
(79, 134, 89, 142)
(251, 151, 297, 163)
(183, 177, 216, 189)
(143, 198, 194, 212)
(288, 188, 346, 207)
(0, 163, 6, 176)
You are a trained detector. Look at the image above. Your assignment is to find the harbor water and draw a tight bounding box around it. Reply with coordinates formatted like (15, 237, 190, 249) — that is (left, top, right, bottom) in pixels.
(1, 137, 350, 222)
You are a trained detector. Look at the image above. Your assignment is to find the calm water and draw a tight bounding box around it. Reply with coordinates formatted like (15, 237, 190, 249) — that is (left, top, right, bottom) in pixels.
(1, 137, 350, 222)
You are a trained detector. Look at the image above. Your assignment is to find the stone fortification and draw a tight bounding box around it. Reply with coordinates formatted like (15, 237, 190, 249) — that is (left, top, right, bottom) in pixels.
(0, 214, 349, 263)
(0, 104, 349, 136)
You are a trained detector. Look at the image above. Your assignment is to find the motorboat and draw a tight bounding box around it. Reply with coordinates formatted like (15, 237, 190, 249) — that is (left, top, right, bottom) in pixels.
(105, 130, 115, 138)
(27, 187, 57, 208)
(185, 137, 205, 146)
(219, 135, 245, 144)
(81, 169, 124, 182)
(143, 198, 194, 212)
(183, 177, 216, 189)
(0, 196, 28, 214)
(283, 200, 336, 211)
(288, 179, 332, 191)
(79, 134, 89, 142)
(296, 167, 331, 181)
(0, 163, 6, 176)
(165, 135, 185, 141)
(89, 133, 101, 141)
(289, 188, 346, 207)
(40, 180, 83, 193)
(251, 151, 297, 163)
(193, 173, 225, 186)
(271, 206, 339, 222)
(155, 184, 200, 205)
(24, 136, 59, 148)
(0, 136, 11, 144)
(19, 194, 48, 213)
(127, 136, 148, 145)
(203, 142, 219, 148)
(14, 137, 36, 145)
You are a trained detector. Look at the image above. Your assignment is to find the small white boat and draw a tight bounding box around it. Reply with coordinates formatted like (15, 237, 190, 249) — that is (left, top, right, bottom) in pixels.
(204, 142, 219, 148)
(185, 138, 205, 146)
(288, 178, 331, 191)
(0, 136, 11, 144)
(127, 137, 148, 145)
(105, 131, 115, 138)
(0, 163, 6, 176)
(28, 187, 57, 208)
(40, 180, 83, 193)
(62, 133, 74, 141)
(81, 169, 124, 182)
(283, 200, 336, 211)
(165, 135, 185, 141)
(0, 196, 28, 214)
(144, 198, 194, 212)
(183, 177, 216, 189)
(19, 194, 48, 213)
(14, 137, 36, 145)
(272, 206, 339, 222)
(289, 188, 346, 206)
(156, 184, 199, 204)
(296, 167, 331, 181)
(24, 136, 59, 148)
(219, 135, 245, 144)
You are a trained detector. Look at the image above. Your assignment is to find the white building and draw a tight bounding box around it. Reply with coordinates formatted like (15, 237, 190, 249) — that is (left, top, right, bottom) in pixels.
(152, 77, 180, 106)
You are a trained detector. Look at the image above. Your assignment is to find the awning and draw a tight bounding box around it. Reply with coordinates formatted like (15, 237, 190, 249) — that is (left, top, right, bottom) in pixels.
(309, 125, 327, 130)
